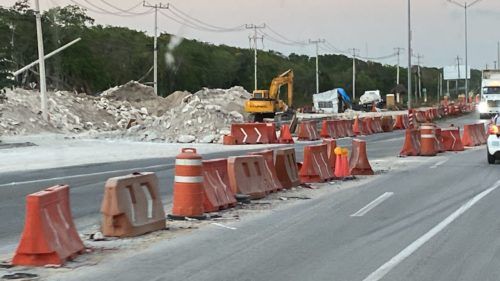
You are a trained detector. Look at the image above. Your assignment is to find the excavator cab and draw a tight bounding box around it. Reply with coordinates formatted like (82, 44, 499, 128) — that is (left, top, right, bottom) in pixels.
(252, 90, 269, 99)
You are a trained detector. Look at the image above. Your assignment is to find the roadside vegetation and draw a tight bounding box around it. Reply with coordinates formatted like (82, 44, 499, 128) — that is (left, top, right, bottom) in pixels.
(0, 0, 481, 105)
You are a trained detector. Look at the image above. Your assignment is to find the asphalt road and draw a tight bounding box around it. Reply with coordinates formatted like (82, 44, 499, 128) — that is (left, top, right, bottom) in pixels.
(2, 113, 495, 281)
(0, 119, 411, 253)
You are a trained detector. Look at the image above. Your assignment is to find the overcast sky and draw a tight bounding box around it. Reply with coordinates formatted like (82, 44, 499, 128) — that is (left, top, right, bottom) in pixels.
(4, 0, 500, 69)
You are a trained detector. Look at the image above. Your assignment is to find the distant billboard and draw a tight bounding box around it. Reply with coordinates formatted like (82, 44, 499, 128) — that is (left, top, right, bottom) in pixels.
(443, 65, 471, 80)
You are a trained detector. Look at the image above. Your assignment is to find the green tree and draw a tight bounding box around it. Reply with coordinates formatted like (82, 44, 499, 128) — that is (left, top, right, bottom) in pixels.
(0, 2, 482, 106)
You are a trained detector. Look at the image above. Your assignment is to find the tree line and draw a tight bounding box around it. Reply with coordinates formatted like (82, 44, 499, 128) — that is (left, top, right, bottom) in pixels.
(0, 0, 481, 106)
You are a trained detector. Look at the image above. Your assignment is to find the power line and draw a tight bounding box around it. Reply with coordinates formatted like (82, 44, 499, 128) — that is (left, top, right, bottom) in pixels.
(99, 0, 143, 14)
(265, 25, 308, 46)
(257, 29, 305, 46)
(159, 10, 244, 33)
(322, 41, 397, 62)
(168, 4, 245, 32)
(324, 41, 349, 54)
(357, 52, 397, 61)
(166, 9, 244, 32)
(69, 0, 153, 16)
(159, 10, 218, 32)
(57, 0, 412, 73)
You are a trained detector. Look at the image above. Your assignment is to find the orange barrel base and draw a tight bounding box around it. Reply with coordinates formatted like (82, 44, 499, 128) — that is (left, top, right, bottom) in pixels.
(420, 124, 437, 156)
(171, 148, 205, 218)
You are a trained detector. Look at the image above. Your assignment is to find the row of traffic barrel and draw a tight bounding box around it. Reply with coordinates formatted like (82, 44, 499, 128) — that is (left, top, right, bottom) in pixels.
(440, 101, 475, 116)
(10, 139, 376, 268)
(222, 107, 459, 145)
(399, 123, 486, 157)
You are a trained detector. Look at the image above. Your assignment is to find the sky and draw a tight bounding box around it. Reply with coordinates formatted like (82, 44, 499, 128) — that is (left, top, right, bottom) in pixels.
(4, 0, 500, 69)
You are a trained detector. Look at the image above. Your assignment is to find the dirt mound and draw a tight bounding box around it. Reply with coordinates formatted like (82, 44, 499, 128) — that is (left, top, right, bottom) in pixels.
(101, 81, 157, 102)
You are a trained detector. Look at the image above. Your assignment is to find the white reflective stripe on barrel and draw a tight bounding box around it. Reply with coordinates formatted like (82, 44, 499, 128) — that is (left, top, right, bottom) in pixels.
(420, 126, 435, 130)
(421, 134, 435, 138)
(175, 176, 203, 183)
(175, 159, 202, 166)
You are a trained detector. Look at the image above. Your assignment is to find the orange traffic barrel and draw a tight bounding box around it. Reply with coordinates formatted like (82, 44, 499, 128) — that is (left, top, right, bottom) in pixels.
(171, 148, 205, 219)
(420, 124, 437, 156)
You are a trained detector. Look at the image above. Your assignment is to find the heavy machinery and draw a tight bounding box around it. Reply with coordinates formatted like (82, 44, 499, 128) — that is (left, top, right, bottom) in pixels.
(244, 69, 294, 122)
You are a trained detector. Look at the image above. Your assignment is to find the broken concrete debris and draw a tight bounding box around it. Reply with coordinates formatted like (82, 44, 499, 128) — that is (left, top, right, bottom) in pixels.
(0, 81, 250, 143)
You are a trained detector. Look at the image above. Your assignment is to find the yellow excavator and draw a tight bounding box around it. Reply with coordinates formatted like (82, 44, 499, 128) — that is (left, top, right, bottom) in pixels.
(244, 69, 294, 122)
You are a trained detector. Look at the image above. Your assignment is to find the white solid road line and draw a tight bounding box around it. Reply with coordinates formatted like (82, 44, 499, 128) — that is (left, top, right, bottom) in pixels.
(362, 180, 500, 281)
(211, 223, 237, 230)
(351, 192, 394, 217)
(429, 158, 448, 169)
(0, 164, 174, 188)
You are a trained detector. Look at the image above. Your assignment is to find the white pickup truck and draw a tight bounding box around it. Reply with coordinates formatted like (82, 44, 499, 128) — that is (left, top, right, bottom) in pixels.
(478, 70, 500, 119)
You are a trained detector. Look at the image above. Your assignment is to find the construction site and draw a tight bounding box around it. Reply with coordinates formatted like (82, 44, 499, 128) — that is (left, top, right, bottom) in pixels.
(0, 1, 499, 281)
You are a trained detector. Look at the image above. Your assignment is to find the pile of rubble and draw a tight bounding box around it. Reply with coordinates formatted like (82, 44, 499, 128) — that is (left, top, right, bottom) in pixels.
(0, 81, 250, 143)
(93, 81, 173, 130)
(103, 86, 250, 143)
(0, 88, 116, 135)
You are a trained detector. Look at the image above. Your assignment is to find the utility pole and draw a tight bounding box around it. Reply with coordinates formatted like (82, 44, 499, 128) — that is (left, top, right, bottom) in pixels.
(437, 72, 441, 100)
(407, 0, 413, 109)
(416, 54, 423, 99)
(34, 0, 48, 121)
(447, 0, 484, 104)
(143, 1, 169, 96)
(464, 4, 468, 101)
(414, 71, 419, 103)
(497, 41, 500, 69)
(349, 48, 360, 100)
(309, 39, 325, 94)
(439, 72, 443, 100)
(246, 24, 265, 91)
(14, 38, 81, 77)
(395, 47, 404, 85)
(456, 56, 462, 97)
(495, 61, 498, 70)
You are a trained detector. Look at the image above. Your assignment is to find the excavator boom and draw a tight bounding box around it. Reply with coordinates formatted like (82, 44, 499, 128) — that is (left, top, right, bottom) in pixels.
(268, 69, 293, 107)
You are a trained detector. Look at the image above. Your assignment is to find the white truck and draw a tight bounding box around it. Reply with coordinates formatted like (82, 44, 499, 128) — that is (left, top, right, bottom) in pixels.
(478, 70, 500, 119)
(360, 90, 382, 105)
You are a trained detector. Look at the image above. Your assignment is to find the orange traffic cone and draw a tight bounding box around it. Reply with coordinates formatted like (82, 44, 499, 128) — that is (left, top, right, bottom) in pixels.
(334, 147, 343, 178)
(334, 147, 351, 178)
(340, 148, 351, 177)
(279, 124, 294, 144)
